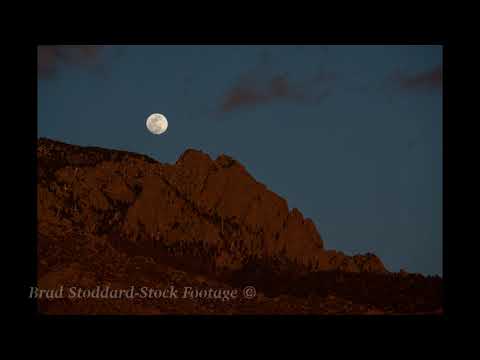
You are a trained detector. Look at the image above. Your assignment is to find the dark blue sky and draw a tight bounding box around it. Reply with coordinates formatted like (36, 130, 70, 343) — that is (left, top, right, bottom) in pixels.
(38, 45, 442, 275)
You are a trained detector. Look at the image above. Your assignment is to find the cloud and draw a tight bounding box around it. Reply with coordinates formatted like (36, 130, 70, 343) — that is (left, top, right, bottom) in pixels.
(38, 45, 107, 79)
(391, 65, 442, 92)
(220, 71, 334, 113)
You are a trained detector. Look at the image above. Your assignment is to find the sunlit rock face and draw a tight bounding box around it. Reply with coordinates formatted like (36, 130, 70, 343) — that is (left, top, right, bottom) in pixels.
(37, 137, 386, 274)
(35, 139, 451, 315)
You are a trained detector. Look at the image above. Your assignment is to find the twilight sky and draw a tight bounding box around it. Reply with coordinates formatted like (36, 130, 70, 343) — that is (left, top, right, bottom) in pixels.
(37, 45, 442, 275)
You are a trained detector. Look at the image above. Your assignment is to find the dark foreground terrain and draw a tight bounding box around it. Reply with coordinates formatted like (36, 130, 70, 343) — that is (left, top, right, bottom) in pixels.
(36, 138, 442, 314)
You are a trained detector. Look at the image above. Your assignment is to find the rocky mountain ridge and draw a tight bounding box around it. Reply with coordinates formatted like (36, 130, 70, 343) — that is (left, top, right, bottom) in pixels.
(38, 137, 386, 274)
(36, 138, 442, 314)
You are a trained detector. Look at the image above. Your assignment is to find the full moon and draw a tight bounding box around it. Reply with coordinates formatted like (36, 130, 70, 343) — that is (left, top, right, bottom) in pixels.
(146, 113, 168, 135)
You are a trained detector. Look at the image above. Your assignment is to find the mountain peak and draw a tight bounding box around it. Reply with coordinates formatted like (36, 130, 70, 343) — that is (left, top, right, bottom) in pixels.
(37, 138, 386, 273)
(36, 139, 444, 314)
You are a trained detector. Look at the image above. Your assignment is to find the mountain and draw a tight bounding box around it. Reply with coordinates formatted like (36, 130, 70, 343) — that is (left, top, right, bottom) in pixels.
(36, 138, 442, 314)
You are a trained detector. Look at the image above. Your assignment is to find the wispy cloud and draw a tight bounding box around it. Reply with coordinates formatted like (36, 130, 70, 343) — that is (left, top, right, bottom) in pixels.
(391, 65, 442, 92)
(38, 45, 108, 79)
(220, 61, 336, 113)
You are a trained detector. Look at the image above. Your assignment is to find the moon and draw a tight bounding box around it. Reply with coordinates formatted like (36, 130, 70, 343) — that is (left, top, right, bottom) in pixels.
(146, 113, 168, 135)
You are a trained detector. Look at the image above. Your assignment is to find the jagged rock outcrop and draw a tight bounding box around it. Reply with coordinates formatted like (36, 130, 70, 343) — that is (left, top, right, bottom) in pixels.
(35, 138, 446, 315)
(37, 137, 387, 274)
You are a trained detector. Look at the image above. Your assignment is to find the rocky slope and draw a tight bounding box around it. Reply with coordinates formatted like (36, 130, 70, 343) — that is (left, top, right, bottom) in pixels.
(36, 138, 442, 314)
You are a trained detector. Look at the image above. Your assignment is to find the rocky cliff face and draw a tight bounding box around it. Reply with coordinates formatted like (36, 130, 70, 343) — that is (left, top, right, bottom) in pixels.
(37, 138, 386, 275)
(36, 138, 443, 314)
